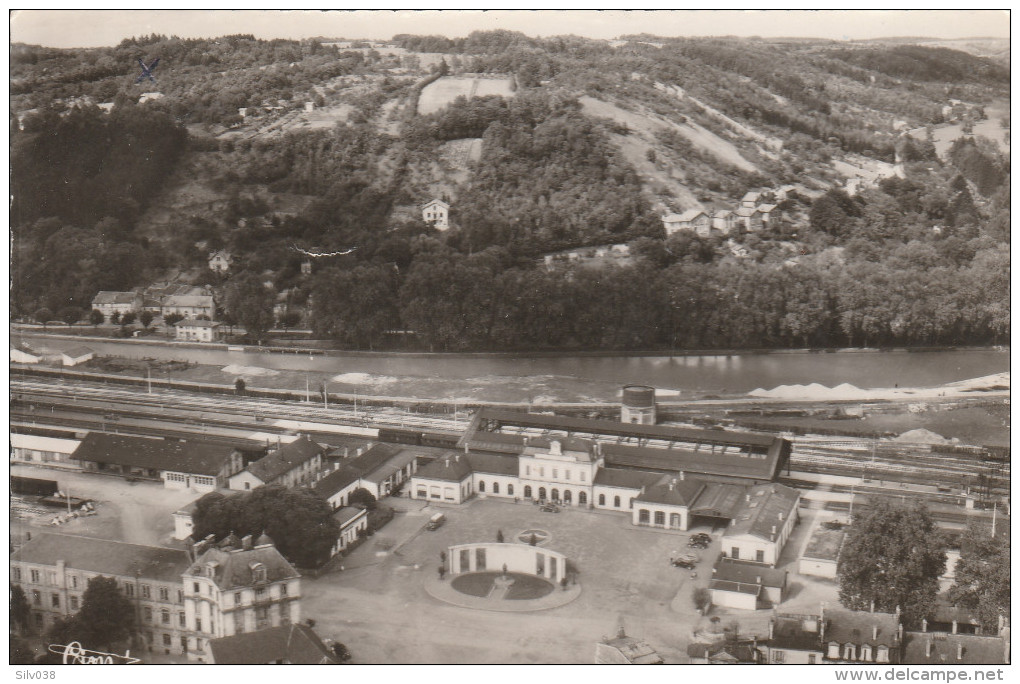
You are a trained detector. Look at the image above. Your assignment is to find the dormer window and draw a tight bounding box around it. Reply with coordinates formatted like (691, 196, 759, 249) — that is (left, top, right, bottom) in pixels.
(251, 562, 267, 583)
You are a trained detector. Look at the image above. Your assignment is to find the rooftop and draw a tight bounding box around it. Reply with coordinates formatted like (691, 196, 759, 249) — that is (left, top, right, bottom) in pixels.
(186, 544, 299, 590)
(824, 608, 901, 648)
(467, 452, 520, 476)
(902, 632, 1006, 665)
(593, 467, 666, 490)
(93, 291, 137, 305)
(723, 483, 800, 541)
(711, 557, 787, 589)
(11, 533, 191, 583)
(246, 435, 323, 483)
(414, 452, 473, 482)
(770, 613, 824, 652)
(602, 442, 781, 482)
(72, 432, 239, 476)
(600, 634, 664, 664)
(175, 318, 220, 328)
(676, 208, 707, 222)
(333, 506, 367, 527)
(209, 624, 337, 664)
(802, 524, 847, 562)
(163, 294, 214, 307)
(62, 345, 95, 358)
(636, 477, 707, 507)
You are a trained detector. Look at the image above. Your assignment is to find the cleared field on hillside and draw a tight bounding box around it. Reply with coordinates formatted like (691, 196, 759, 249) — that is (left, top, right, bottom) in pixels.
(418, 75, 515, 115)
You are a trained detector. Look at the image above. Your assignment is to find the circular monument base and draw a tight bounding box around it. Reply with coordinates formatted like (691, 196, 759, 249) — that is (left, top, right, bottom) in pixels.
(426, 571, 581, 612)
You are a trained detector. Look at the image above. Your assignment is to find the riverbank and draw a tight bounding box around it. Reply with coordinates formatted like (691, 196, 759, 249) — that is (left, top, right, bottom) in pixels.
(11, 326, 1009, 360)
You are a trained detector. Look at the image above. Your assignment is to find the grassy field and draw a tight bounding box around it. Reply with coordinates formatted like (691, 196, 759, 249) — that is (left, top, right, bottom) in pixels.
(418, 75, 515, 115)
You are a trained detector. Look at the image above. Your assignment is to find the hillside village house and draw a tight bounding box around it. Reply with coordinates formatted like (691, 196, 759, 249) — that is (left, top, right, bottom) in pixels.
(208, 250, 232, 273)
(758, 203, 781, 227)
(11, 533, 193, 655)
(662, 209, 710, 237)
(711, 209, 736, 234)
(229, 435, 326, 490)
(73, 432, 247, 492)
(175, 318, 222, 343)
(183, 535, 301, 662)
(92, 291, 142, 319)
(734, 206, 764, 232)
(422, 198, 450, 230)
(162, 294, 216, 319)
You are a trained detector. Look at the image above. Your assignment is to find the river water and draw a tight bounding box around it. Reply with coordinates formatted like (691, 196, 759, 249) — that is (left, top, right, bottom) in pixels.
(19, 335, 1009, 403)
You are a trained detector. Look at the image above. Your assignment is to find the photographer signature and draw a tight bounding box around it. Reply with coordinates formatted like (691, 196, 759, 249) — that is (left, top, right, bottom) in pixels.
(47, 642, 141, 664)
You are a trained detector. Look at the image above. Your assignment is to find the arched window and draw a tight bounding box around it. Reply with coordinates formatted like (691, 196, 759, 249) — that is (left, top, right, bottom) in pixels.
(524, 485, 532, 498)
(578, 491, 587, 505)
(508, 484, 514, 496)
(639, 509, 650, 524)
(551, 488, 559, 501)
(598, 494, 605, 506)
(654, 511, 665, 525)
(492, 482, 500, 494)
(670, 513, 682, 528)
(538, 487, 546, 500)
(563, 490, 571, 504)
(614, 495, 621, 508)
(478, 481, 485, 493)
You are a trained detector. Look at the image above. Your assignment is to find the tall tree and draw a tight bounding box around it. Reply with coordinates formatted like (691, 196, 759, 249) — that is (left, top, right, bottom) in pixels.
(837, 499, 946, 628)
(10, 583, 31, 634)
(73, 576, 136, 650)
(224, 272, 276, 341)
(948, 522, 1010, 630)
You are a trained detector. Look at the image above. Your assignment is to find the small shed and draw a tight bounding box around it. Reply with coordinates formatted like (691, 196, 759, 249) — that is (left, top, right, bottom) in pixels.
(11, 345, 41, 364)
(61, 346, 95, 367)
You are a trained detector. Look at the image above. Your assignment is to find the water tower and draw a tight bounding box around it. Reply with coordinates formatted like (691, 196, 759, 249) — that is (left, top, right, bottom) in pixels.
(621, 385, 656, 425)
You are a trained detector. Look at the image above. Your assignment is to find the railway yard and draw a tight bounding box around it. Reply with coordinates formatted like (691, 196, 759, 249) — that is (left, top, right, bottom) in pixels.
(10, 373, 1009, 529)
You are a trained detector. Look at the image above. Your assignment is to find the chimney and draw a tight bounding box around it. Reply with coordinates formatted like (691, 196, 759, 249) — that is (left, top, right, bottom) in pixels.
(756, 576, 762, 584)
(873, 625, 878, 641)
(768, 620, 775, 640)
(745, 494, 751, 502)
(870, 599, 875, 613)
(952, 619, 958, 635)
(445, 459, 449, 468)
(925, 640, 933, 658)
(771, 525, 776, 535)
(241, 535, 253, 550)
(455, 454, 460, 463)
(669, 480, 675, 491)
(679, 470, 684, 481)
(778, 512, 784, 521)
(957, 643, 963, 661)
(922, 618, 928, 633)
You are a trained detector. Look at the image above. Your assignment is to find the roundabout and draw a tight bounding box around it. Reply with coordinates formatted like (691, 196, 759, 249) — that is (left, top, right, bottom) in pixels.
(516, 528, 551, 546)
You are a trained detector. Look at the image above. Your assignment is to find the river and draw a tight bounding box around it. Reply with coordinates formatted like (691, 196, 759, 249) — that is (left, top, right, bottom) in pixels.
(17, 334, 1010, 403)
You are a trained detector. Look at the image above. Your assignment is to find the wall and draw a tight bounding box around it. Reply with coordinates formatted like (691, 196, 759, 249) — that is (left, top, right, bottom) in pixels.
(593, 486, 638, 512)
(711, 587, 758, 610)
(228, 470, 265, 491)
(412, 477, 469, 504)
(472, 473, 519, 500)
(447, 542, 568, 583)
(632, 502, 689, 531)
(799, 558, 838, 579)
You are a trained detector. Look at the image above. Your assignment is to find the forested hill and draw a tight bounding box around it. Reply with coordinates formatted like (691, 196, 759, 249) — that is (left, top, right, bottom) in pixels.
(9, 32, 1010, 351)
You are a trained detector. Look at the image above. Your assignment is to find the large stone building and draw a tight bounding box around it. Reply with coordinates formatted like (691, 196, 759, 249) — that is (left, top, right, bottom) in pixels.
(182, 534, 301, 662)
(228, 435, 326, 490)
(10, 533, 193, 656)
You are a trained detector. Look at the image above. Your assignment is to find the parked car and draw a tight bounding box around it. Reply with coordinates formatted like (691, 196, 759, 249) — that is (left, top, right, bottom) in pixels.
(670, 553, 699, 569)
(688, 533, 712, 548)
(540, 503, 560, 513)
(426, 513, 446, 530)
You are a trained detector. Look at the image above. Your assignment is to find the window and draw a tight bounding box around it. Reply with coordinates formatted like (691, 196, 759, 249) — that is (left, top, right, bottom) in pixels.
(551, 488, 559, 501)
(538, 487, 546, 500)
(193, 582, 200, 593)
(161, 609, 170, 625)
(578, 491, 587, 505)
(51, 593, 60, 608)
(598, 494, 605, 506)
(179, 612, 186, 628)
(524, 486, 532, 498)
(162, 634, 172, 647)
(492, 482, 499, 494)
(177, 589, 183, 603)
(233, 612, 245, 634)
(876, 646, 889, 663)
(772, 650, 785, 663)
(159, 587, 169, 601)
(70, 596, 79, 611)
(843, 644, 855, 661)
(861, 645, 872, 662)
(126, 583, 135, 598)
(525, 466, 530, 476)
(507, 484, 514, 496)
(808, 654, 816, 664)
(141, 585, 151, 599)
(654, 511, 665, 525)
(12, 568, 21, 581)
(478, 481, 485, 493)
(280, 584, 288, 597)
(181, 637, 188, 653)
(564, 470, 570, 480)
(731, 547, 740, 560)
(32, 590, 41, 606)
(253, 564, 267, 583)
(255, 587, 267, 600)
(143, 607, 153, 622)
(47, 571, 57, 585)
(256, 607, 269, 630)
(563, 490, 572, 504)
(538, 467, 544, 477)
(580, 472, 586, 482)
(552, 469, 558, 479)
(756, 550, 765, 563)
(613, 495, 620, 508)
(71, 575, 78, 589)
(639, 509, 650, 524)
(234, 592, 242, 605)
(35, 613, 43, 628)
(30, 569, 40, 584)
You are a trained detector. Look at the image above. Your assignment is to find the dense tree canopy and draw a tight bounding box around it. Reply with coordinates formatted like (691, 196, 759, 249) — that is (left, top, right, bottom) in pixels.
(948, 523, 1010, 630)
(192, 486, 340, 568)
(837, 499, 947, 628)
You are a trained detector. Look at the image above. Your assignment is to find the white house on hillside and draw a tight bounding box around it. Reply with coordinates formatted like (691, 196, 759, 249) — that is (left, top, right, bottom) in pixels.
(422, 199, 450, 230)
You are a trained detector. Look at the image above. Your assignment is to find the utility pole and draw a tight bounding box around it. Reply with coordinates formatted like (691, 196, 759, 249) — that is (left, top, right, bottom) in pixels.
(991, 502, 997, 538)
(147, 366, 152, 395)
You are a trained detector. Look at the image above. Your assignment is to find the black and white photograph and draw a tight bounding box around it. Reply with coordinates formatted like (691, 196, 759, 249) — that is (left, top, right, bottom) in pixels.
(8, 8, 1011, 674)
